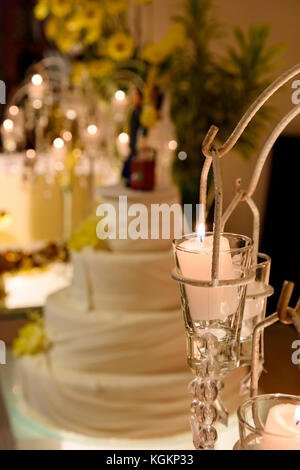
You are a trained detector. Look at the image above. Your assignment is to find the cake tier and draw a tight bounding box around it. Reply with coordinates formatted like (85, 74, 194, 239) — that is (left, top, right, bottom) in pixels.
(97, 184, 180, 252)
(45, 289, 187, 374)
(16, 355, 189, 439)
(70, 248, 180, 312)
(16, 355, 247, 439)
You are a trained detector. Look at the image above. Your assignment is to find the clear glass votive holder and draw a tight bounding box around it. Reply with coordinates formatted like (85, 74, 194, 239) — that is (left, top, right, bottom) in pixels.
(172, 232, 253, 449)
(240, 253, 274, 366)
(173, 233, 253, 373)
(236, 394, 300, 450)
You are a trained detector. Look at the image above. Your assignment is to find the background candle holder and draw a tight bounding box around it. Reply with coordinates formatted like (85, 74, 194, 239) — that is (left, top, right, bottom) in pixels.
(236, 394, 300, 450)
(172, 232, 254, 449)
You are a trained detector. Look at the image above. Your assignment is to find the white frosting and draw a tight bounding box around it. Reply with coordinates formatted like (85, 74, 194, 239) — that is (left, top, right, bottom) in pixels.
(45, 289, 187, 374)
(15, 354, 247, 439)
(70, 248, 180, 313)
(16, 354, 190, 439)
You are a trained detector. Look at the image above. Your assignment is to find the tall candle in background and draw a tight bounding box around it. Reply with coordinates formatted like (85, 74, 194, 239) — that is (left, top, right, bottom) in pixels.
(176, 235, 239, 321)
(261, 404, 300, 450)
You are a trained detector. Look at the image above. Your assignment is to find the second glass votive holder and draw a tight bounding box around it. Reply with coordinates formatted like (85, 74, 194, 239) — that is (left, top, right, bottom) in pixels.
(240, 253, 274, 366)
(236, 394, 300, 450)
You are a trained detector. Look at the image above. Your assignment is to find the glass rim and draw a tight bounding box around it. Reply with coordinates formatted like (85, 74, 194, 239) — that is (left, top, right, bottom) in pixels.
(254, 252, 271, 268)
(237, 393, 300, 440)
(171, 267, 255, 287)
(173, 232, 253, 255)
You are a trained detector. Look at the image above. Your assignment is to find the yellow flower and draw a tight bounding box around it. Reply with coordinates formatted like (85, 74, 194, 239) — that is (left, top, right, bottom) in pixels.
(107, 0, 128, 15)
(142, 43, 168, 65)
(81, 2, 103, 26)
(140, 105, 157, 129)
(84, 28, 101, 45)
(162, 23, 187, 52)
(50, 0, 72, 18)
(88, 60, 113, 78)
(13, 321, 46, 357)
(34, 0, 49, 20)
(142, 23, 186, 65)
(68, 216, 109, 252)
(45, 16, 59, 40)
(107, 33, 134, 61)
(56, 30, 80, 53)
(65, 4, 102, 33)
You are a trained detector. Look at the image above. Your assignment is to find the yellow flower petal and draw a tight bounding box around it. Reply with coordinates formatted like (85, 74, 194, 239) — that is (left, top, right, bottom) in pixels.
(107, 32, 134, 61)
(51, 0, 72, 18)
(140, 105, 158, 129)
(45, 16, 58, 40)
(142, 43, 168, 65)
(67, 216, 108, 252)
(56, 30, 80, 53)
(13, 322, 46, 357)
(34, 0, 49, 20)
(162, 23, 187, 51)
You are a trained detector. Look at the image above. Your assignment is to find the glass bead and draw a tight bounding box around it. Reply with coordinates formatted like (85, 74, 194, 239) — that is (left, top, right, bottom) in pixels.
(190, 398, 199, 414)
(199, 425, 218, 448)
(204, 380, 218, 401)
(203, 403, 218, 425)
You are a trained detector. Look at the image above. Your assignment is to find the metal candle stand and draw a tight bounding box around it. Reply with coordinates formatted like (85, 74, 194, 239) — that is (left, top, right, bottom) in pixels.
(173, 62, 300, 450)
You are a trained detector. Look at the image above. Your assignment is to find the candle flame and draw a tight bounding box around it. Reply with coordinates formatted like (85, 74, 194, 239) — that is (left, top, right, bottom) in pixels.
(197, 222, 206, 243)
(295, 406, 300, 425)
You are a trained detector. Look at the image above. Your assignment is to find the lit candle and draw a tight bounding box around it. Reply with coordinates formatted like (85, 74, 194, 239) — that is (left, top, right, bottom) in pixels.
(261, 404, 300, 450)
(117, 132, 129, 156)
(176, 230, 239, 322)
(113, 89, 127, 115)
(85, 124, 101, 150)
(52, 137, 66, 160)
(28, 74, 44, 100)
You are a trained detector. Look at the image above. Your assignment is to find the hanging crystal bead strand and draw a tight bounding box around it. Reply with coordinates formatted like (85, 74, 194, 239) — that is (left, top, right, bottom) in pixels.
(187, 332, 226, 450)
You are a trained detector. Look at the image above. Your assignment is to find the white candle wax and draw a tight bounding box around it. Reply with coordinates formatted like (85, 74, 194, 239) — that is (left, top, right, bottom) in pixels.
(261, 404, 300, 450)
(244, 281, 266, 320)
(241, 281, 266, 339)
(176, 235, 239, 321)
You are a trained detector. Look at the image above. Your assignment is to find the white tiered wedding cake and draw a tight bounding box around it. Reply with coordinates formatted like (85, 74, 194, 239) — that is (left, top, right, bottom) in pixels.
(15, 185, 246, 440)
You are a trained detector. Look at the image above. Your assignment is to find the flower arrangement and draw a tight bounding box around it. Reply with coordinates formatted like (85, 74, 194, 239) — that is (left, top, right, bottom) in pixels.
(34, 0, 282, 207)
(34, 0, 139, 85)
